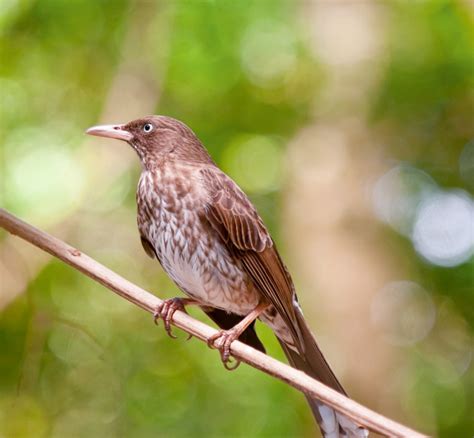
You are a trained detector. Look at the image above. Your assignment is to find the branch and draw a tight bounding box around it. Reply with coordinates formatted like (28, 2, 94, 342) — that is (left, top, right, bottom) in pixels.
(0, 208, 426, 438)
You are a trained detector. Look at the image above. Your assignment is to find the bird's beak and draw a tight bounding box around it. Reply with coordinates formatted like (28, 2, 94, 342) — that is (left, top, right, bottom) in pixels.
(85, 124, 133, 142)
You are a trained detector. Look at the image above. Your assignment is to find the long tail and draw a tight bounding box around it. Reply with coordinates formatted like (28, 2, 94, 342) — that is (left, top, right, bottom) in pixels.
(278, 308, 368, 438)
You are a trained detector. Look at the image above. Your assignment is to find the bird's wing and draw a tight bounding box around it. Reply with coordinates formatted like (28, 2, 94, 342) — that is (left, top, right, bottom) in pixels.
(200, 167, 302, 347)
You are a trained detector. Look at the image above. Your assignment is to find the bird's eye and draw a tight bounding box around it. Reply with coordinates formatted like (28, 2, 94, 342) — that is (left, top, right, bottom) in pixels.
(143, 123, 154, 133)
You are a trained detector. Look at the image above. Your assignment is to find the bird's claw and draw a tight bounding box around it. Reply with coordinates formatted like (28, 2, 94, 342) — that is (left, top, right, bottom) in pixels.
(207, 330, 241, 370)
(153, 298, 191, 340)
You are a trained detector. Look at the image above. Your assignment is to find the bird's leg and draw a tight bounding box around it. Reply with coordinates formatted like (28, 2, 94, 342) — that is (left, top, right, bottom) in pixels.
(207, 302, 269, 370)
(154, 297, 199, 339)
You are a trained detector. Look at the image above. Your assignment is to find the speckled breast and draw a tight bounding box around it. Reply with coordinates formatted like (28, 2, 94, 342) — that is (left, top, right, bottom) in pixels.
(136, 166, 260, 315)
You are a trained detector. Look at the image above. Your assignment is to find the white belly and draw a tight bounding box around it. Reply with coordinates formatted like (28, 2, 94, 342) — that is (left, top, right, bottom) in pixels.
(145, 213, 260, 315)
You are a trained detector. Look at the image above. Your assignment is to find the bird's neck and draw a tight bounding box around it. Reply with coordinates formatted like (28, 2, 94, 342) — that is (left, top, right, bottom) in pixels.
(140, 150, 214, 172)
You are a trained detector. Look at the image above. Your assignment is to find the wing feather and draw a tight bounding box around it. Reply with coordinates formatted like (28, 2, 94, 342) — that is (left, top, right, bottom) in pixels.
(201, 167, 302, 347)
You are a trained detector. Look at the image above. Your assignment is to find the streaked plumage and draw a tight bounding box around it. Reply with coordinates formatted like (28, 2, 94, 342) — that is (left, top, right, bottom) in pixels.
(86, 115, 368, 438)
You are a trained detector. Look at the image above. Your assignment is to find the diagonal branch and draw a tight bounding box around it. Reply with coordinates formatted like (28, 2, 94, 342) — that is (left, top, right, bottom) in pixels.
(0, 208, 426, 438)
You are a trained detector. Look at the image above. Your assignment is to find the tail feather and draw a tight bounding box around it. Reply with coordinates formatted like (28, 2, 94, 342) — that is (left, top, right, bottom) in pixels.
(278, 308, 368, 438)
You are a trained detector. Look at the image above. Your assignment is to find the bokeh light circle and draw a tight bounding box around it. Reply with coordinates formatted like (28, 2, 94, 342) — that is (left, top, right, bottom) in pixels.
(4, 128, 86, 225)
(372, 164, 437, 236)
(371, 280, 436, 346)
(240, 20, 297, 87)
(222, 134, 282, 194)
(412, 190, 474, 267)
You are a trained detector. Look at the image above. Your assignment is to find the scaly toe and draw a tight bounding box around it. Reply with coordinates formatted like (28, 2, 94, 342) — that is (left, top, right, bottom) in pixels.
(221, 340, 232, 363)
(207, 331, 222, 349)
(161, 303, 177, 338)
(153, 305, 163, 326)
(153, 299, 187, 339)
(207, 330, 240, 369)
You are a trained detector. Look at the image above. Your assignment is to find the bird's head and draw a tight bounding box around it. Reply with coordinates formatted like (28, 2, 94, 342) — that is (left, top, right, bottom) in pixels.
(86, 115, 212, 169)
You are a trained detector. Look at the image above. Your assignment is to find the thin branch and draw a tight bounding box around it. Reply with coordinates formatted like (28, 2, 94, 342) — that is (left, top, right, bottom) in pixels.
(0, 208, 426, 438)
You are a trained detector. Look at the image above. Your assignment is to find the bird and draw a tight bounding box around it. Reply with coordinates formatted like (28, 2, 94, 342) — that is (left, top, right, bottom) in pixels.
(86, 116, 368, 438)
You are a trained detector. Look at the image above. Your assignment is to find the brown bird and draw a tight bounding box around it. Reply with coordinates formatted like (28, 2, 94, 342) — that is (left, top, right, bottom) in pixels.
(86, 116, 367, 438)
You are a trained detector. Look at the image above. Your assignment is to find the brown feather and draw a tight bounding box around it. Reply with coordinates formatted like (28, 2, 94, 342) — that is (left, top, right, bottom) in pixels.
(201, 167, 303, 348)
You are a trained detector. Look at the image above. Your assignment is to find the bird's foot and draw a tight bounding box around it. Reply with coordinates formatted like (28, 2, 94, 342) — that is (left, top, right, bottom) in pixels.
(206, 303, 269, 370)
(207, 329, 241, 370)
(153, 298, 193, 340)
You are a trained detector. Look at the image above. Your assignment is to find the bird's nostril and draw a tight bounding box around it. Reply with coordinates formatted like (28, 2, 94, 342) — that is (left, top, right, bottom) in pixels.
(114, 126, 121, 130)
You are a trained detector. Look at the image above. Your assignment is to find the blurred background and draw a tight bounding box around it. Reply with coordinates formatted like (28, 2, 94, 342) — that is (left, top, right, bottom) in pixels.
(1, 0, 473, 437)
